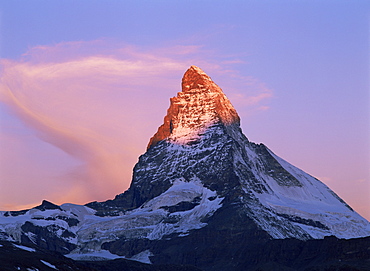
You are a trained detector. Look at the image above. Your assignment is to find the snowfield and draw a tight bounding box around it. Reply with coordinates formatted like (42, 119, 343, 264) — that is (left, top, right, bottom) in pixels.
(0, 179, 224, 259)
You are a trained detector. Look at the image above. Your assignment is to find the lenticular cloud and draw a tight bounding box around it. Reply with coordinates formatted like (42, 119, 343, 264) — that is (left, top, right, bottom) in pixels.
(0, 40, 272, 209)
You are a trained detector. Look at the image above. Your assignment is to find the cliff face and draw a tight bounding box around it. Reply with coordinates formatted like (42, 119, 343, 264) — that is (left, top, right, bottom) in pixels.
(147, 65, 239, 150)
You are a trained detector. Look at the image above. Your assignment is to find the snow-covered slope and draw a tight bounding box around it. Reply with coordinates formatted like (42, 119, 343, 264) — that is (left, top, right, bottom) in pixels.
(0, 66, 369, 264)
(0, 179, 223, 259)
(238, 145, 370, 239)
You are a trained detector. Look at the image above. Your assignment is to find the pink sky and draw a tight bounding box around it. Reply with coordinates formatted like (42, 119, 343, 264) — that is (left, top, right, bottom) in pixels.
(0, 1, 369, 220)
(0, 41, 272, 209)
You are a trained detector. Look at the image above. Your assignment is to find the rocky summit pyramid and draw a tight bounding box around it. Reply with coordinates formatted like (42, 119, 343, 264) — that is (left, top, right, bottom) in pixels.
(1, 66, 369, 270)
(99, 65, 369, 239)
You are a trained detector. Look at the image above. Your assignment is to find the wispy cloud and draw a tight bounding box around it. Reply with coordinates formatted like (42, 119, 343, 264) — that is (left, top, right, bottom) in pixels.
(0, 40, 273, 209)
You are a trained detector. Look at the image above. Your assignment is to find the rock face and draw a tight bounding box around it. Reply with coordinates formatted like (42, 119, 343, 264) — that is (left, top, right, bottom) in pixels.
(147, 65, 240, 149)
(1, 65, 369, 270)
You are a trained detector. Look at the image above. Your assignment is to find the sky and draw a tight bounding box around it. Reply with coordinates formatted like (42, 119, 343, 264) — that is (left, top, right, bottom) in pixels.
(0, 1, 369, 220)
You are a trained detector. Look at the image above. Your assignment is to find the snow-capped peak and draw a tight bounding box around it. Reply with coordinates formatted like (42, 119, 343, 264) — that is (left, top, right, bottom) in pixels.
(147, 65, 240, 149)
(0, 66, 369, 268)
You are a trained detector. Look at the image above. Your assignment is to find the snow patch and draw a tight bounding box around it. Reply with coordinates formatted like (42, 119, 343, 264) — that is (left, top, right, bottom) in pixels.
(129, 250, 153, 264)
(13, 244, 36, 252)
(143, 178, 203, 210)
(66, 249, 124, 261)
(40, 260, 57, 269)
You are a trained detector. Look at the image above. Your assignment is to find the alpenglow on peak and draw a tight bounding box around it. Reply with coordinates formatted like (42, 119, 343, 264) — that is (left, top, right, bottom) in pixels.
(147, 65, 240, 149)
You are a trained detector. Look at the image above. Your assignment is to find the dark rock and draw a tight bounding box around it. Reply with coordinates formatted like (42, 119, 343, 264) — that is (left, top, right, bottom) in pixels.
(35, 200, 62, 211)
(0, 240, 202, 271)
(160, 197, 201, 213)
(6, 209, 29, 217)
(56, 215, 80, 227)
(20, 221, 76, 254)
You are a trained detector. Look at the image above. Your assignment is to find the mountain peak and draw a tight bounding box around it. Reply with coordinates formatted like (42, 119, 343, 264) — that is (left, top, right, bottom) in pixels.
(147, 66, 240, 149)
(181, 65, 212, 90)
(186, 65, 208, 76)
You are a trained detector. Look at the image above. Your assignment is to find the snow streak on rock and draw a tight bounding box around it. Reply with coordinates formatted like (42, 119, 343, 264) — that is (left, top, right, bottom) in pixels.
(148, 65, 239, 149)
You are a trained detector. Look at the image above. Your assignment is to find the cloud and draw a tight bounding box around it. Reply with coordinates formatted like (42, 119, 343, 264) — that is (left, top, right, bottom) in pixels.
(0, 40, 273, 209)
(231, 91, 273, 106)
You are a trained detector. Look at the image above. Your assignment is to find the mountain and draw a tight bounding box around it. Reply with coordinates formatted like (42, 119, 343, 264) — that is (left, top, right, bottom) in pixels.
(91, 65, 369, 240)
(1, 65, 369, 270)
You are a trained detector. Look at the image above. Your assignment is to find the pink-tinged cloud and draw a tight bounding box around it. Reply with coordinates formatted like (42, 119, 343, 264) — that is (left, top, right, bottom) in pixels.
(0, 40, 273, 210)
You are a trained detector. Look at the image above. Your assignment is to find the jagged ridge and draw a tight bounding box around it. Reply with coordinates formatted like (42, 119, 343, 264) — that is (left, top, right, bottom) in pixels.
(148, 65, 240, 149)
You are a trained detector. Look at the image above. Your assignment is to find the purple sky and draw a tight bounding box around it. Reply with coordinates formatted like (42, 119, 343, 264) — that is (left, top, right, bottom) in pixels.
(0, 1, 369, 220)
